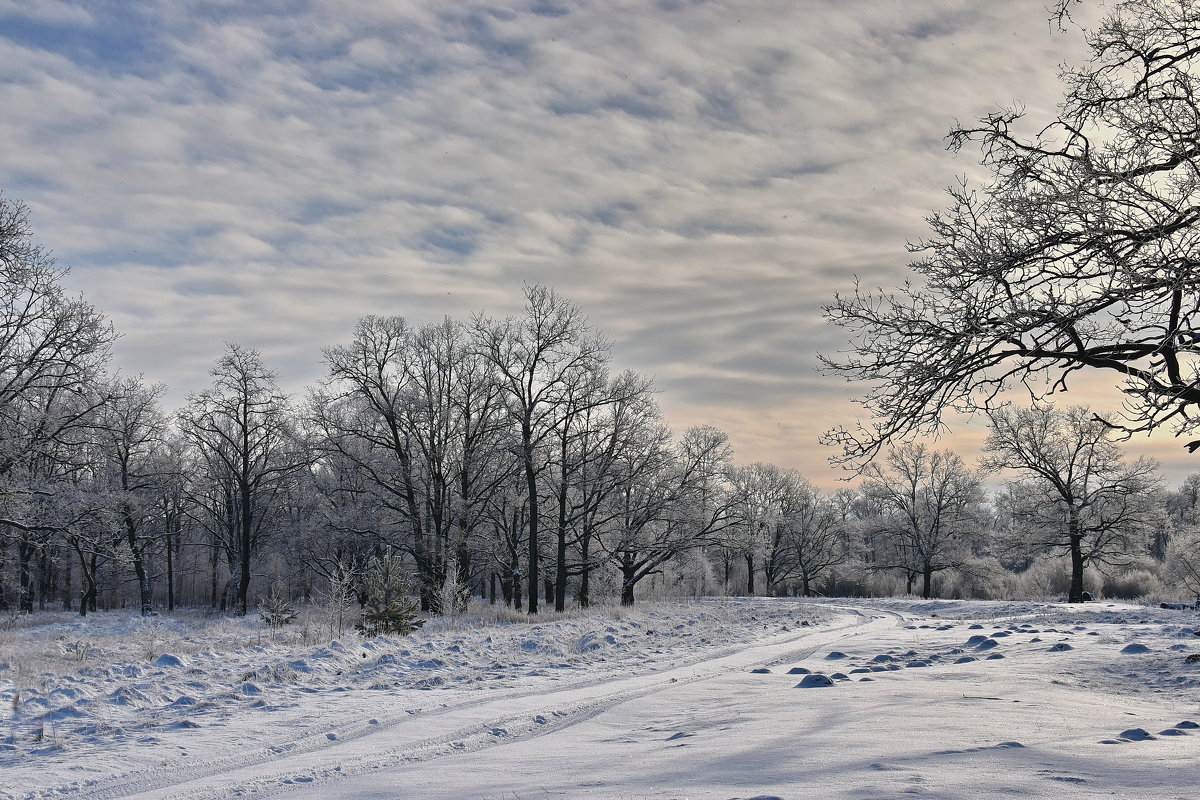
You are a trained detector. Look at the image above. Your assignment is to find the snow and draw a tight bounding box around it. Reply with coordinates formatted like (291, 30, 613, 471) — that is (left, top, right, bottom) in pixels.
(3, 598, 1200, 799)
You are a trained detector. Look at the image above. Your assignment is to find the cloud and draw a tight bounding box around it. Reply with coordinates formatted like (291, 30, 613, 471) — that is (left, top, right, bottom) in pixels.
(3, 0, 1162, 488)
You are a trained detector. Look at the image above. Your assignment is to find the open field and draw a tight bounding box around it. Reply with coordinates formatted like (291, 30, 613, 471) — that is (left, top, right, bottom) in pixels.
(3, 598, 1200, 799)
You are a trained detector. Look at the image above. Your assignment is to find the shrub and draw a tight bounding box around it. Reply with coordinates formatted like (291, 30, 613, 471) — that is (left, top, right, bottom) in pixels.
(1101, 568, 1163, 600)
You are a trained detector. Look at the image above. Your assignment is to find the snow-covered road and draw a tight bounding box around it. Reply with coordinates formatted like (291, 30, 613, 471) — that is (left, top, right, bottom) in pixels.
(7, 599, 1200, 799)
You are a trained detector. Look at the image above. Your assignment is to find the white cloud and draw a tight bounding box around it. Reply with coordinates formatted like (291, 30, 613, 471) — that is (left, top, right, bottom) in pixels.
(0, 0, 1138, 486)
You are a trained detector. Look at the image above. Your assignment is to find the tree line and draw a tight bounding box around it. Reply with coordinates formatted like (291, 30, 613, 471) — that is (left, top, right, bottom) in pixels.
(2, 191, 1199, 618)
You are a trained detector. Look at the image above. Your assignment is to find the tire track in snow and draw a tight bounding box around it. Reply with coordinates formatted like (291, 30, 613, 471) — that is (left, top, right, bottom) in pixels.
(42, 608, 891, 800)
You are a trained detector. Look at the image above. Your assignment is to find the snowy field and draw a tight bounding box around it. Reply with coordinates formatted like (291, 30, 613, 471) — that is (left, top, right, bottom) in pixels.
(3, 598, 1200, 799)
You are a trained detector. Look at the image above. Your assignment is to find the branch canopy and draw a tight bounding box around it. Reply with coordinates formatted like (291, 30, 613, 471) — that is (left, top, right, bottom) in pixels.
(822, 0, 1200, 466)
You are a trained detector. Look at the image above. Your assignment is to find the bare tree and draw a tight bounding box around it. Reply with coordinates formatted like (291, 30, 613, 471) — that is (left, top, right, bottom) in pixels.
(822, 0, 1200, 464)
(474, 285, 608, 614)
(982, 405, 1161, 602)
(180, 344, 306, 615)
(0, 195, 115, 610)
(316, 316, 514, 612)
(864, 444, 982, 599)
(778, 480, 848, 597)
(603, 426, 741, 606)
(92, 377, 171, 616)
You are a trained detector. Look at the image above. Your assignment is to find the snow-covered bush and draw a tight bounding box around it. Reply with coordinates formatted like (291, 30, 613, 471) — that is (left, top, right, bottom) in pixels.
(1166, 527, 1200, 601)
(1101, 568, 1164, 600)
(1016, 555, 1103, 600)
(436, 559, 471, 617)
(941, 558, 1021, 600)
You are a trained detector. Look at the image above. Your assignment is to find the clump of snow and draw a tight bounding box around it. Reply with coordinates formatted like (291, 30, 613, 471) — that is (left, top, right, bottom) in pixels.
(795, 673, 834, 688)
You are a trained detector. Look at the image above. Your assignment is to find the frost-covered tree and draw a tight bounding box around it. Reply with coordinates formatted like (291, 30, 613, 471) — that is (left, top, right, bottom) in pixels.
(473, 285, 608, 614)
(180, 345, 307, 615)
(983, 406, 1161, 602)
(0, 194, 115, 611)
(864, 444, 982, 599)
(823, 0, 1200, 464)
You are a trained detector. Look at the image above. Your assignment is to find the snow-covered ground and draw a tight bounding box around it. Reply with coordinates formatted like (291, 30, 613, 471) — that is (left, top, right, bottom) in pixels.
(3, 598, 1200, 799)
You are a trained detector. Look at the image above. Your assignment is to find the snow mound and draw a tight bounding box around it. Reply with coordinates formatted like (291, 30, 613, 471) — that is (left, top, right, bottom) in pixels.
(1119, 728, 1155, 741)
(794, 674, 835, 688)
(1120, 643, 1151, 654)
(152, 653, 187, 668)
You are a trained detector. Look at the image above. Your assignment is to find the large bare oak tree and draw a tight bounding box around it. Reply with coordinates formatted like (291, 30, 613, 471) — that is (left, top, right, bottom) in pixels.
(823, 0, 1200, 463)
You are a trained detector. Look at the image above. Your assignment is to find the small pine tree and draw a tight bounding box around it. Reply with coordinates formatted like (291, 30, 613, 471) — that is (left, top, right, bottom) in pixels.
(259, 583, 298, 629)
(357, 550, 424, 637)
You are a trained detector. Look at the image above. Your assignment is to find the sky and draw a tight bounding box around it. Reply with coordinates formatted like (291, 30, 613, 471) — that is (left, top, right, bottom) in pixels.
(1, 0, 1190, 489)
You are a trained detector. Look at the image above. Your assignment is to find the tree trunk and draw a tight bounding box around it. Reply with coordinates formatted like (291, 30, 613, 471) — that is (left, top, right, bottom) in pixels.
(210, 541, 220, 608)
(744, 553, 755, 596)
(125, 511, 152, 616)
(77, 548, 97, 617)
(554, 451, 569, 613)
(166, 529, 175, 612)
(523, 432, 539, 615)
(921, 563, 933, 600)
(1068, 536, 1086, 603)
(578, 533, 592, 609)
(18, 535, 34, 613)
(237, 479, 252, 616)
(61, 552, 72, 611)
(802, 572, 812, 597)
(621, 553, 637, 606)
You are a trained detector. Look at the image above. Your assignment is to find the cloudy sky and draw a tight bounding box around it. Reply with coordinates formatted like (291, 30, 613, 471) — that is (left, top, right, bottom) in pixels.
(4, 0, 1185, 487)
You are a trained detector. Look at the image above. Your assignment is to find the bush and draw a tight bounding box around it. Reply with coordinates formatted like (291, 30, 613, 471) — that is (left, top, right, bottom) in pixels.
(1166, 527, 1200, 602)
(942, 558, 1021, 600)
(1102, 568, 1163, 600)
(1016, 555, 1103, 600)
